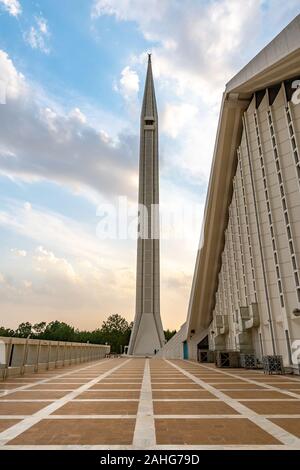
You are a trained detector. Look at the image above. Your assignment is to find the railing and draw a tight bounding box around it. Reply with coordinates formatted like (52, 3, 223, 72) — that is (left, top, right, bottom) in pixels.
(0, 336, 110, 379)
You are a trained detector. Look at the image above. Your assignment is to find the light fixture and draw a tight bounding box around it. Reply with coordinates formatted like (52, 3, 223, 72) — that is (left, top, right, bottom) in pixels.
(293, 308, 300, 317)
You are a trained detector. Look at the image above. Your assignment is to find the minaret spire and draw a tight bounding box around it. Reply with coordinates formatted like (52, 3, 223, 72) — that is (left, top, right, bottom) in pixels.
(128, 56, 165, 356)
(141, 52, 157, 120)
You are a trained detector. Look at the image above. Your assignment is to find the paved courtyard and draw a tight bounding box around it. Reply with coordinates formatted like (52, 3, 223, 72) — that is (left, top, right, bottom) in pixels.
(0, 358, 300, 449)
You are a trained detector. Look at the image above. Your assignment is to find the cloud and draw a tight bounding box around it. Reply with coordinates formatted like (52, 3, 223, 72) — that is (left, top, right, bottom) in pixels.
(34, 246, 78, 282)
(116, 65, 139, 101)
(161, 103, 198, 139)
(0, 50, 26, 100)
(0, 0, 21, 17)
(11, 248, 27, 257)
(69, 107, 87, 124)
(91, 0, 300, 189)
(0, 199, 138, 329)
(91, 0, 168, 23)
(24, 16, 50, 54)
(0, 197, 197, 329)
(0, 50, 138, 201)
(92, 0, 262, 101)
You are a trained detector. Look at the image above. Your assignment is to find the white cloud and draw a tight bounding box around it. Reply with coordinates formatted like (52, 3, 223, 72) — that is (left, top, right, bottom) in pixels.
(11, 248, 27, 257)
(91, 0, 168, 23)
(24, 202, 32, 211)
(161, 103, 198, 139)
(24, 16, 50, 54)
(0, 50, 138, 201)
(0, 0, 21, 16)
(0, 199, 139, 329)
(0, 50, 26, 101)
(69, 107, 87, 124)
(92, 0, 262, 101)
(34, 246, 78, 282)
(117, 66, 139, 100)
(92, 0, 300, 189)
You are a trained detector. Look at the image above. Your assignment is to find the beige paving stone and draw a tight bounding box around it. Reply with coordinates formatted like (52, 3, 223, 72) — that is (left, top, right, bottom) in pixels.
(153, 400, 238, 415)
(213, 383, 264, 389)
(223, 390, 296, 399)
(77, 390, 140, 399)
(28, 384, 77, 390)
(0, 420, 20, 432)
(0, 384, 25, 389)
(267, 383, 300, 389)
(155, 418, 281, 445)
(152, 390, 215, 399)
(0, 402, 51, 415)
(151, 383, 201, 389)
(270, 419, 300, 438)
(243, 401, 300, 415)
(7, 418, 136, 445)
(52, 400, 139, 415)
(91, 383, 141, 389)
(0, 391, 68, 400)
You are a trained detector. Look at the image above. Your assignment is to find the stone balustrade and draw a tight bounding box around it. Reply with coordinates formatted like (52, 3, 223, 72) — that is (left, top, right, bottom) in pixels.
(0, 336, 110, 379)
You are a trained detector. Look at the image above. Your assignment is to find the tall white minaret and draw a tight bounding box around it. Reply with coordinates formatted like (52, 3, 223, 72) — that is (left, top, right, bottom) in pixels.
(128, 55, 165, 356)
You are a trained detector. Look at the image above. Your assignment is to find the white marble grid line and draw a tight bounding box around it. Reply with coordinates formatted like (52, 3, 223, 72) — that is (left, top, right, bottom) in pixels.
(90, 388, 141, 391)
(0, 360, 113, 397)
(195, 362, 300, 399)
(2, 444, 299, 450)
(0, 399, 138, 403)
(132, 359, 155, 449)
(3, 389, 77, 392)
(151, 381, 200, 384)
(0, 416, 27, 419)
(96, 382, 142, 384)
(46, 415, 137, 419)
(217, 388, 290, 391)
(151, 388, 204, 391)
(0, 358, 132, 446)
(1, 414, 300, 420)
(152, 398, 219, 401)
(166, 360, 300, 447)
(152, 398, 298, 402)
(0, 400, 56, 402)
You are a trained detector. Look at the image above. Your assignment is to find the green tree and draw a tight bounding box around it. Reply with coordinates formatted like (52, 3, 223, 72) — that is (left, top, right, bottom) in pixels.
(3, 315, 133, 352)
(32, 322, 47, 337)
(164, 329, 177, 342)
(100, 314, 132, 353)
(0, 326, 15, 337)
(15, 322, 32, 338)
(43, 321, 75, 342)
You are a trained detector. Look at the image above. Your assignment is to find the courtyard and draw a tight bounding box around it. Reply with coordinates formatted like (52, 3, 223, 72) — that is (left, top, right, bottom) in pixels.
(0, 358, 300, 449)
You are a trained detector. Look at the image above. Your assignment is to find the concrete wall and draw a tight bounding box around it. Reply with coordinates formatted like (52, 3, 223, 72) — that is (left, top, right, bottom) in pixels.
(156, 323, 187, 359)
(205, 84, 300, 371)
(0, 337, 110, 379)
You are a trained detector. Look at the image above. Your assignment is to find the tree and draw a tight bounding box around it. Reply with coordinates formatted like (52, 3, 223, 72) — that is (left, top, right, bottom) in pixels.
(2, 315, 133, 352)
(32, 322, 47, 337)
(43, 321, 75, 342)
(15, 322, 32, 338)
(164, 329, 177, 342)
(100, 314, 132, 353)
(0, 326, 15, 337)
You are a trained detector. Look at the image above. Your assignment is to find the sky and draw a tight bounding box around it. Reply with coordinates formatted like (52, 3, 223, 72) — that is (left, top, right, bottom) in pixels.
(0, 0, 299, 332)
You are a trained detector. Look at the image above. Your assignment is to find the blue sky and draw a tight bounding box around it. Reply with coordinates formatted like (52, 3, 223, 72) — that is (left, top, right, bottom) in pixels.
(0, 0, 299, 331)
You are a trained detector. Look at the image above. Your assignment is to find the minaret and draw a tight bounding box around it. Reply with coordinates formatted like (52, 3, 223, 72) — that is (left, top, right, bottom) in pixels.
(128, 55, 165, 356)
